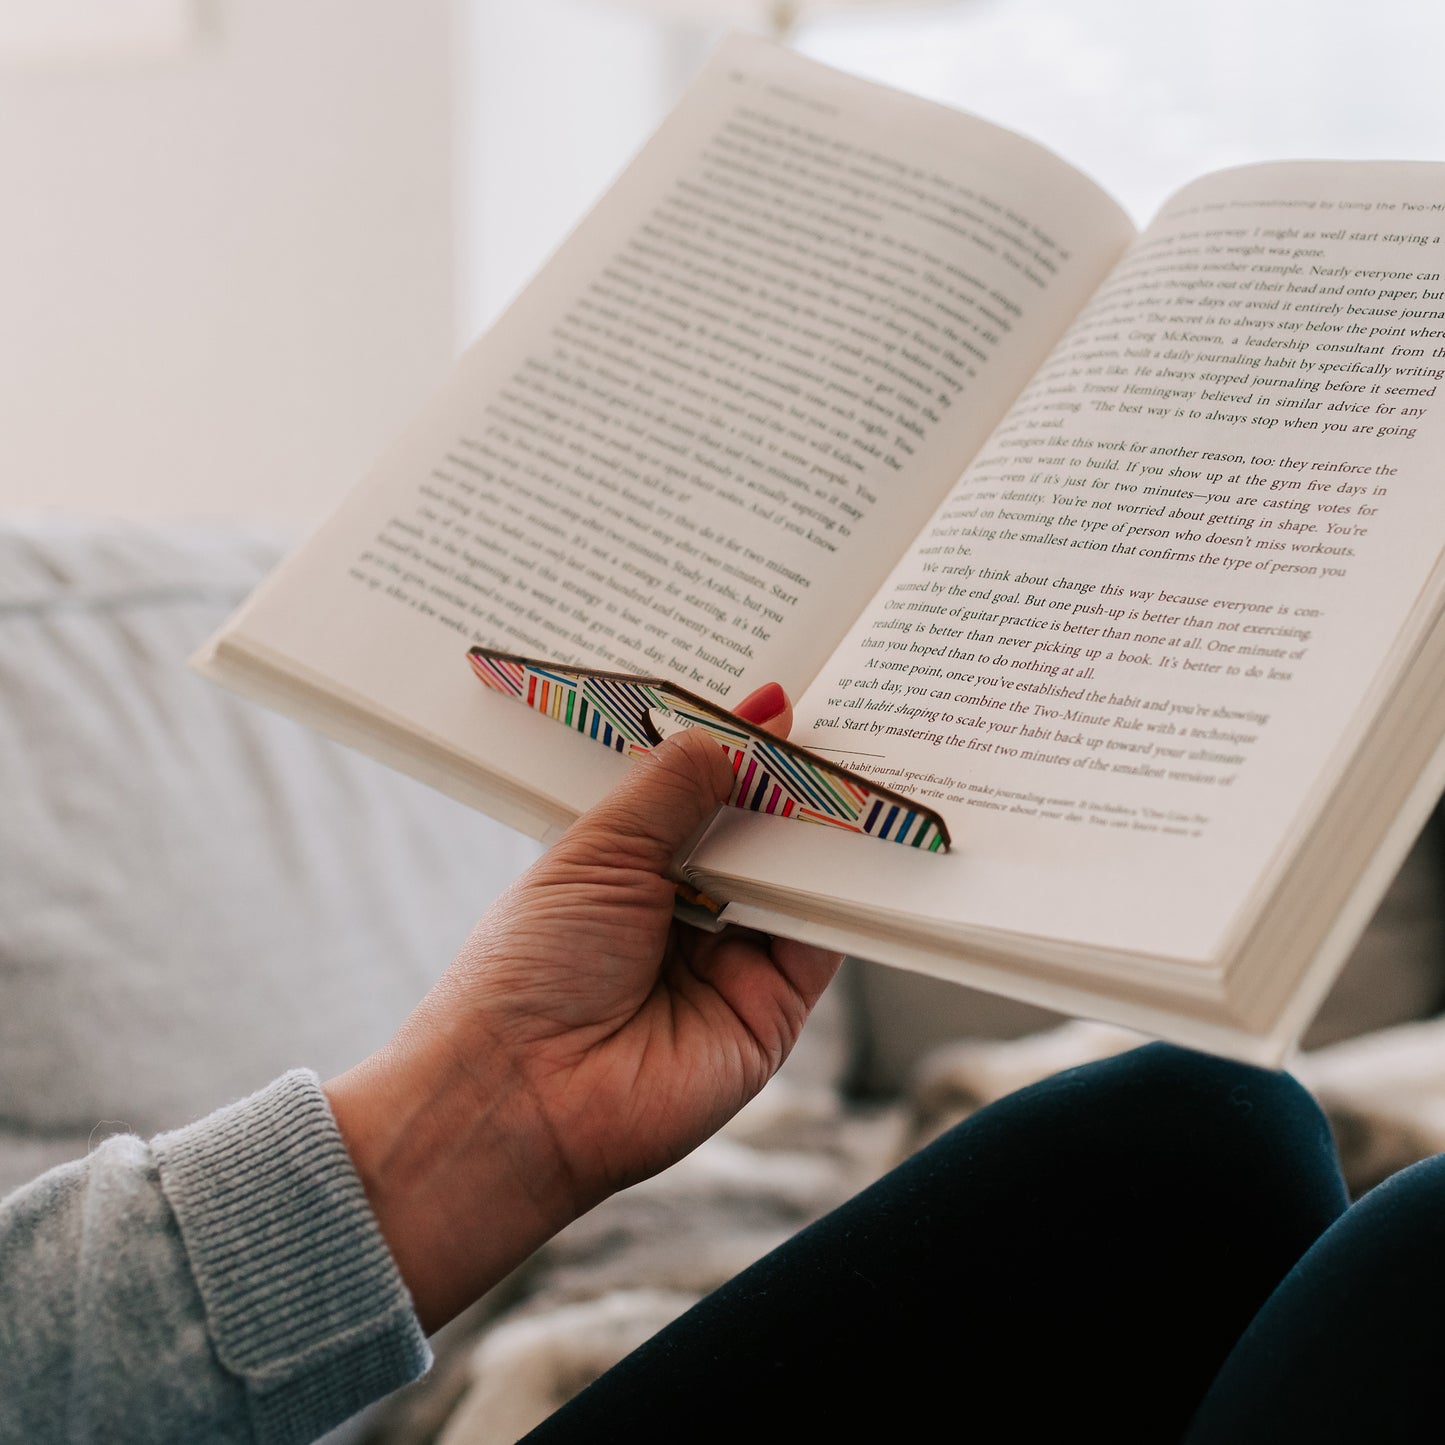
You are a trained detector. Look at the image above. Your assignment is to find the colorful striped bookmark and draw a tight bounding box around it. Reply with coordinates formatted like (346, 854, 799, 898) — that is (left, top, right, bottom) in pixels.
(467, 646, 951, 854)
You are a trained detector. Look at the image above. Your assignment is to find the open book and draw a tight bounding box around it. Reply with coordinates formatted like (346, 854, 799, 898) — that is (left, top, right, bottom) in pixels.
(194, 34, 1445, 1066)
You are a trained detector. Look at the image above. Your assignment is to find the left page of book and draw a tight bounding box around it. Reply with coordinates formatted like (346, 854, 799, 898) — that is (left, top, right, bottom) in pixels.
(196, 34, 1134, 835)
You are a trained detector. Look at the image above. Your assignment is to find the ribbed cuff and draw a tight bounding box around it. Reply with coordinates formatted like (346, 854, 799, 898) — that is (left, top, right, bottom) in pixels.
(153, 1070, 432, 1444)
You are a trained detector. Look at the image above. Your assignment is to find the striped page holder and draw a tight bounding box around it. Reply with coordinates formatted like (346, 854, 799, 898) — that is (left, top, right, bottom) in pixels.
(468, 646, 951, 854)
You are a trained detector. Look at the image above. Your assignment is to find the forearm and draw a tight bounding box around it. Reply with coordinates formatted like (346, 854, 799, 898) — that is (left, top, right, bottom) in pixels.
(0, 1071, 431, 1445)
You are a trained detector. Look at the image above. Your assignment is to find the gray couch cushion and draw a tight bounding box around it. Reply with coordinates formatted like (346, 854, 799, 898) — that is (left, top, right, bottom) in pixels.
(0, 517, 544, 1192)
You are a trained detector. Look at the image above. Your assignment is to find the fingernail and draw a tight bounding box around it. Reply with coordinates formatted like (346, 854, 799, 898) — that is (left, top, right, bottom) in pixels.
(733, 681, 787, 725)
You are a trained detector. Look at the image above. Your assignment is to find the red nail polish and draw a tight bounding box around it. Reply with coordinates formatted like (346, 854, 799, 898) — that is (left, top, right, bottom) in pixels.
(734, 681, 787, 724)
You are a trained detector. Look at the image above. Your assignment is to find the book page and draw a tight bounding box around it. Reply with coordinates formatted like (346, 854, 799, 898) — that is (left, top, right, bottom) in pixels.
(209, 35, 1133, 818)
(695, 161, 1445, 965)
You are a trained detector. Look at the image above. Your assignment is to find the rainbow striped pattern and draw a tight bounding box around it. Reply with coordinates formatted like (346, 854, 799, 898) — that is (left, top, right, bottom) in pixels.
(467, 646, 950, 852)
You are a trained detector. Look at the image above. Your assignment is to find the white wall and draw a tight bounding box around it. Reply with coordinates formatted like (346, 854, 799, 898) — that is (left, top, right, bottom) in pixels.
(456, 0, 677, 344)
(0, 0, 455, 529)
(801, 0, 1445, 225)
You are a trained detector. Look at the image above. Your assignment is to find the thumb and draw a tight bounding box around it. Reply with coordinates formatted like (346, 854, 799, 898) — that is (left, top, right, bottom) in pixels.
(550, 725, 737, 878)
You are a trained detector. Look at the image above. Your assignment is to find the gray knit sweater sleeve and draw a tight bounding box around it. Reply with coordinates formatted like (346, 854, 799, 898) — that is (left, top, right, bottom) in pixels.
(0, 1070, 432, 1444)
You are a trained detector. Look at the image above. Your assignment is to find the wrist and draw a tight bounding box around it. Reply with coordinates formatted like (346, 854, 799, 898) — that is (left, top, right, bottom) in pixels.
(324, 1022, 572, 1335)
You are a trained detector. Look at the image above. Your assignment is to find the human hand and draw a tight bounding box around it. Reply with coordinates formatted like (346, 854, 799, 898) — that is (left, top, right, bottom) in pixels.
(325, 682, 842, 1332)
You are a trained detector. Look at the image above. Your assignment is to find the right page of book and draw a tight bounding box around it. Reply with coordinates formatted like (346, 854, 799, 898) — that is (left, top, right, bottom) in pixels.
(695, 160, 1445, 968)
